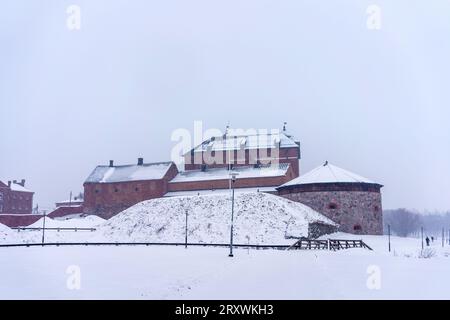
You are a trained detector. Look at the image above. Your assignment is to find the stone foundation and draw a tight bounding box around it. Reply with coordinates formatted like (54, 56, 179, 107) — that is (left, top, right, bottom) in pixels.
(279, 189, 383, 235)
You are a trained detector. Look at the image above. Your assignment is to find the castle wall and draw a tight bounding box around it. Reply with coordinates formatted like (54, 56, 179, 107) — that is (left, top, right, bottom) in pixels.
(278, 187, 383, 235)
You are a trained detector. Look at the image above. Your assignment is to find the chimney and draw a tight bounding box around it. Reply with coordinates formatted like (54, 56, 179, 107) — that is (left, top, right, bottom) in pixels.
(20, 179, 25, 187)
(137, 158, 144, 166)
(109, 160, 114, 167)
(7, 181, 11, 187)
(13, 180, 17, 184)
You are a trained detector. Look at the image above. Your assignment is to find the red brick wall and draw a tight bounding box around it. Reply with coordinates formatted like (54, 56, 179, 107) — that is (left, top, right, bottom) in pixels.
(47, 206, 84, 219)
(184, 146, 300, 176)
(0, 186, 33, 215)
(0, 214, 42, 228)
(168, 165, 297, 192)
(83, 163, 179, 219)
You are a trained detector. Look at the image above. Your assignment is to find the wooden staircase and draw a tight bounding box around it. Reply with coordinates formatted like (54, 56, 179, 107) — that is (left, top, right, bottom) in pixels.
(287, 239, 373, 251)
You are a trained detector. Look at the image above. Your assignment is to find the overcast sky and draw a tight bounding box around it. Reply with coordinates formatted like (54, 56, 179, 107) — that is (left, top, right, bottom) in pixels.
(1, 0, 449, 211)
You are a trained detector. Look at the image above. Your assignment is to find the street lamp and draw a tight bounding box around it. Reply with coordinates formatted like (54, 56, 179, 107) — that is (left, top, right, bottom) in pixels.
(41, 210, 47, 245)
(229, 172, 238, 257)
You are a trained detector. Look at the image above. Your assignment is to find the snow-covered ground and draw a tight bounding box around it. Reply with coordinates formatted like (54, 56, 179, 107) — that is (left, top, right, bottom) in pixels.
(1, 198, 449, 299)
(0, 236, 449, 299)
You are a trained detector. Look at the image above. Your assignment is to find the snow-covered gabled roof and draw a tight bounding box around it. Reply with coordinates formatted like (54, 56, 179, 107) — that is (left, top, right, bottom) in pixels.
(85, 162, 175, 184)
(0, 180, 33, 193)
(189, 131, 299, 154)
(164, 186, 278, 197)
(9, 183, 33, 193)
(279, 162, 378, 188)
(170, 163, 290, 183)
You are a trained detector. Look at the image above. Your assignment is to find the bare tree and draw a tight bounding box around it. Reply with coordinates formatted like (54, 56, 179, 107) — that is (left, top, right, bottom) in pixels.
(384, 208, 422, 237)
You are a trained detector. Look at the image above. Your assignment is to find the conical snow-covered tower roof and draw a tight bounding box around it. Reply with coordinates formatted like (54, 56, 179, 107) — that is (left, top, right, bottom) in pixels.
(278, 161, 381, 189)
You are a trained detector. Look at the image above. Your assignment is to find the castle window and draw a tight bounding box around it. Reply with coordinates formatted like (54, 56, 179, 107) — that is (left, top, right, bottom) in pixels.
(353, 225, 362, 231)
(328, 202, 338, 210)
(0, 193, 3, 201)
(95, 189, 100, 194)
(135, 187, 139, 192)
(374, 205, 380, 212)
(114, 188, 119, 193)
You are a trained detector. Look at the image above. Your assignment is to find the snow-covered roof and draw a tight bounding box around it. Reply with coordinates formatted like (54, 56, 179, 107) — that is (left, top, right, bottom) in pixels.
(170, 163, 290, 183)
(190, 131, 299, 153)
(9, 183, 33, 193)
(164, 186, 277, 197)
(85, 162, 174, 184)
(279, 162, 377, 187)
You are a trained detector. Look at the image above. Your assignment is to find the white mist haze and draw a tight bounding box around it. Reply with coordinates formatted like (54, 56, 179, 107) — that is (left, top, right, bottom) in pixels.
(1, 0, 449, 211)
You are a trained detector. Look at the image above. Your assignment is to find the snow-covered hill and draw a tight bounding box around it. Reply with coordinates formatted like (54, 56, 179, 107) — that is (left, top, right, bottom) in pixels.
(98, 192, 337, 244)
(0, 224, 16, 243)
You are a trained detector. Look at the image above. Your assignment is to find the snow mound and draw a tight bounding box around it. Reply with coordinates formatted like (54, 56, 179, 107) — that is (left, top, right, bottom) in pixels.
(98, 192, 337, 245)
(0, 223, 17, 244)
(29, 215, 105, 229)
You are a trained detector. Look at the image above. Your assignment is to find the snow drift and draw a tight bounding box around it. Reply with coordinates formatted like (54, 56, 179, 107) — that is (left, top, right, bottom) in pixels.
(98, 192, 337, 244)
(0, 223, 17, 243)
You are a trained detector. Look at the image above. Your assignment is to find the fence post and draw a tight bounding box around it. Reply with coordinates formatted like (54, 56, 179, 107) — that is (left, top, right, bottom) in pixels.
(388, 224, 391, 252)
(185, 209, 188, 249)
(421, 227, 424, 250)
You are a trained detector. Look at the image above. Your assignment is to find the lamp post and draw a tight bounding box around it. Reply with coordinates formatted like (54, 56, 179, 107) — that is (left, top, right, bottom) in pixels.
(229, 172, 238, 257)
(388, 224, 391, 252)
(185, 209, 188, 249)
(41, 210, 47, 245)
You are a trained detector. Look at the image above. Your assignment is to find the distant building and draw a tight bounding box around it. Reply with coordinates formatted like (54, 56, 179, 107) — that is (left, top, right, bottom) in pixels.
(183, 128, 301, 176)
(55, 193, 84, 208)
(0, 179, 34, 215)
(169, 128, 301, 195)
(83, 159, 178, 219)
(48, 192, 85, 219)
(277, 162, 383, 235)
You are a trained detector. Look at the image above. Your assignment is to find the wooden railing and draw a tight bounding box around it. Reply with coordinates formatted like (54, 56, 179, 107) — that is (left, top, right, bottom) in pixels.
(11, 227, 96, 232)
(287, 239, 373, 251)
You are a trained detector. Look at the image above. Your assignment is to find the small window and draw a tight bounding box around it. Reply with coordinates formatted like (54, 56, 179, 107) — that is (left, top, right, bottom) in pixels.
(114, 188, 119, 193)
(95, 189, 100, 194)
(374, 205, 380, 212)
(353, 225, 362, 231)
(0, 193, 3, 201)
(0, 204, 2, 212)
(328, 202, 338, 210)
(135, 187, 139, 192)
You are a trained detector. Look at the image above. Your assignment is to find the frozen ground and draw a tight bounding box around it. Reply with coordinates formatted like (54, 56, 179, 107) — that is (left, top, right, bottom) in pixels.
(0, 198, 448, 299)
(0, 232, 449, 299)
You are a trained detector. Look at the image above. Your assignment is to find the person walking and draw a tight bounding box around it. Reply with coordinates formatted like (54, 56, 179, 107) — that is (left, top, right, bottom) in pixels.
(426, 236, 430, 247)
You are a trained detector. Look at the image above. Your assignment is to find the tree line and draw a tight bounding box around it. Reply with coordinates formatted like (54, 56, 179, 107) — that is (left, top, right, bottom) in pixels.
(383, 209, 450, 237)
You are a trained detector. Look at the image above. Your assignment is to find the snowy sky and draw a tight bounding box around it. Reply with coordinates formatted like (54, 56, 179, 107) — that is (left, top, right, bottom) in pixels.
(1, 0, 449, 212)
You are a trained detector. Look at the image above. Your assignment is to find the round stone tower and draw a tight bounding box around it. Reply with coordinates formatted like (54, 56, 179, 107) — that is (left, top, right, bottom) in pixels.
(277, 161, 383, 235)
